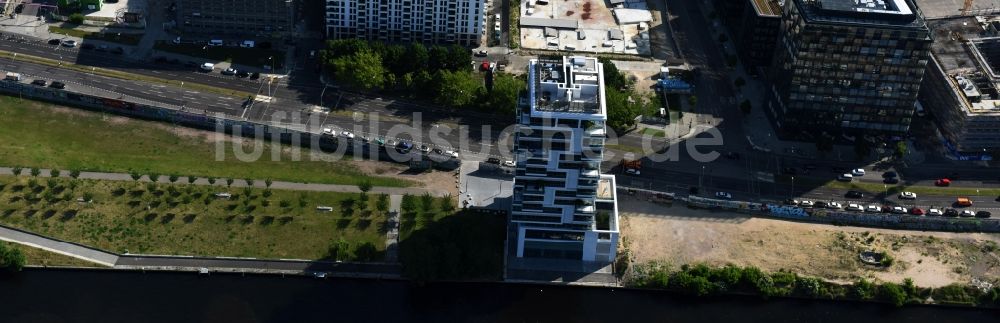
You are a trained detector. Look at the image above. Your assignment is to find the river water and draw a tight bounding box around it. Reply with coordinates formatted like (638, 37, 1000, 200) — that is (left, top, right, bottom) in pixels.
(0, 269, 993, 323)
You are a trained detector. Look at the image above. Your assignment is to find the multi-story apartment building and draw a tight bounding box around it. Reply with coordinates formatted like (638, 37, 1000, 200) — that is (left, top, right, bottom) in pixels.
(767, 0, 932, 137)
(919, 17, 1000, 161)
(325, 0, 484, 46)
(714, 0, 784, 73)
(176, 0, 294, 37)
(509, 56, 620, 263)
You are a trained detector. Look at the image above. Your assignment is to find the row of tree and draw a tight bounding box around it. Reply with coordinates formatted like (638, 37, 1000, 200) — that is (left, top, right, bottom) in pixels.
(599, 58, 660, 132)
(321, 40, 525, 115)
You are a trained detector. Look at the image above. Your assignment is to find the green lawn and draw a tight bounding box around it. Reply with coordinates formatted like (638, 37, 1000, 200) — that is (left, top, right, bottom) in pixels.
(0, 97, 411, 187)
(154, 42, 285, 69)
(0, 175, 388, 260)
(48, 25, 143, 46)
(641, 127, 665, 138)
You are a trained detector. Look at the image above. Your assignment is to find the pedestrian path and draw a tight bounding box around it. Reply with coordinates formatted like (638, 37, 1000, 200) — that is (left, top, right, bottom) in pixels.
(0, 167, 450, 197)
(0, 224, 119, 266)
(383, 195, 402, 263)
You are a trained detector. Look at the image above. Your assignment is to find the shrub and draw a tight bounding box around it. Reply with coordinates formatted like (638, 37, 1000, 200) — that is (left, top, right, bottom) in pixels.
(279, 199, 291, 208)
(796, 277, 822, 298)
(50, 169, 60, 178)
(168, 175, 179, 183)
(353, 241, 378, 261)
(265, 178, 273, 188)
(130, 171, 141, 181)
(673, 271, 716, 296)
(81, 192, 93, 202)
(30, 168, 40, 177)
(0, 242, 27, 272)
(853, 278, 876, 300)
(11, 166, 23, 176)
(246, 179, 255, 187)
(149, 173, 160, 182)
(186, 176, 197, 184)
(68, 13, 84, 25)
(262, 189, 272, 198)
(879, 282, 907, 307)
(69, 170, 81, 179)
(226, 178, 234, 187)
(207, 177, 217, 185)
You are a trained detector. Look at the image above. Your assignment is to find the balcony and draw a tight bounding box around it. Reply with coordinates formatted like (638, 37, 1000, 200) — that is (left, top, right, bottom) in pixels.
(581, 169, 600, 178)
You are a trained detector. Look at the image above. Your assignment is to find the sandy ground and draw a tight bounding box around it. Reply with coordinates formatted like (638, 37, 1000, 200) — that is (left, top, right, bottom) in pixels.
(620, 195, 1000, 287)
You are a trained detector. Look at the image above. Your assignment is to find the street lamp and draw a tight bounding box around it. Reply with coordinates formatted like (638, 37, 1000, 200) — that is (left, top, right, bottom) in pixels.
(790, 176, 795, 200)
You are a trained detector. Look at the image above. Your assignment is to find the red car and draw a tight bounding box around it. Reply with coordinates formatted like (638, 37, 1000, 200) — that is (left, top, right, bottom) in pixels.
(910, 208, 925, 216)
(935, 178, 951, 186)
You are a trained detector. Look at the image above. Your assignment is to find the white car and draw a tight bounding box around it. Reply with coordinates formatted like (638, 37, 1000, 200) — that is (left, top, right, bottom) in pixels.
(866, 204, 881, 213)
(715, 192, 732, 199)
(625, 168, 640, 175)
(322, 128, 334, 136)
(891, 206, 908, 214)
(928, 208, 943, 216)
(960, 210, 976, 217)
(846, 203, 864, 212)
(898, 191, 917, 200)
(799, 200, 814, 207)
(200, 62, 215, 71)
(420, 145, 431, 153)
(444, 150, 459, 158)
(838, 173, 853, 181)
(503, 160, 516, 167)
(827, 202, 843, 210)
(340, 131, 355, 139)
(60, 39, 77, 47)
(852, 168, 866, 176)
(221, 67, 238, 75)
(214, 193, 232, 198)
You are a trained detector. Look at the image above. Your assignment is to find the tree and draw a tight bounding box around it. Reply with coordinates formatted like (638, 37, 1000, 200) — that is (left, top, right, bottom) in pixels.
(264, 178, 273, 188)
(482, 73, 525, 116)
(428, 45, 450, 71)
(130, 171, 141, 181)
(50, 169, 60, 178)
(734, 77, 746, 89)
(226, 178, 234, 187)
(0, 242, 26, 272)
(439, 196, 455, 213)
(445, 44, 471, 71)
(322, 38, 369, 60)
(400, 194, 416, 214)
(739, 99, 752, 115)
(605, 88, 640, 132)
(357, 180, 372, 194)
(353, 241, 378, 261)
(11, 166, 22, 176)
(69, 170, 81, 179)
(894, 141, 908, 158)
(332, 49, 385, 91)
(405, 43, 430, 74)
(168, 175, 179, 183)
(246, 179, 255, 187)
(187, 176, 197, 184)
(598, 58, 628, 90)
(853, 278, 876, 300)
(149, 173, 160, 183)
(207, 177, 217, 185)
(434, 70, 481, 108)
(46, 178, 57, 189)
(30, 168, 40, 177)
(328, 238, 351, 261)
(376, 194, 389, 213)
(879, 282, 907, 307)
(68, 13, 84, 25)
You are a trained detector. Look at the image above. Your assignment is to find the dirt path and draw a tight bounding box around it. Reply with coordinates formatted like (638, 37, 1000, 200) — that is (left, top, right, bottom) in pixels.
(621, 197, 1000, 287)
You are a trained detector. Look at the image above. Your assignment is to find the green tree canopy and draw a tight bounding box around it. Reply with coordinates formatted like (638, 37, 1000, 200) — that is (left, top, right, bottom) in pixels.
(482, 73, 524, 115)
(332, 49, 385, 91)
(599, 58, 628, 90)
(434, 70, 482, 108)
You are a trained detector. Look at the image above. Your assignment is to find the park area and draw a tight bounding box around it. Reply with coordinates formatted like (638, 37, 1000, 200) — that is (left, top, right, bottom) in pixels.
(0, 96, 410, 187)
(619, 196, 1000, 288)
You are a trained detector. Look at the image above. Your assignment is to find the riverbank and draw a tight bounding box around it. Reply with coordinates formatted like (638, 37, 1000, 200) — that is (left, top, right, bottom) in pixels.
(0, 268, 997, 323)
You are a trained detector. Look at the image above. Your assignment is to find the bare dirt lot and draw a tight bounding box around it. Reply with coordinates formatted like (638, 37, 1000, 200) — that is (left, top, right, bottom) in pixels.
(621, 197, 1000, 287)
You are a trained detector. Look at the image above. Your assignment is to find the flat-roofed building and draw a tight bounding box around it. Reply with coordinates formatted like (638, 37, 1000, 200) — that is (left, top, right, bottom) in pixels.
(325, 0, 484, 46)
(176, 0, 294, 37)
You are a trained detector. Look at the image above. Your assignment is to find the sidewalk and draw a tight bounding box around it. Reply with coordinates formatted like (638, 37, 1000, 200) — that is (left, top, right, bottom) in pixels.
(0, 167, 451, 197)
(0, 224, 119, 266)
(383, 195, 402, 263)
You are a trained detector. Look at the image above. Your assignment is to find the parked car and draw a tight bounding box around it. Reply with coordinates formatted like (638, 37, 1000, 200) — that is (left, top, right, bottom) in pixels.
(814, 201, 829, 208)
(799, 200, 814, 207)
(881, 205, 893, 213)
(935, 178, 951, 186)
(340, 131, 355, 139)
(975, 211, 992, 218)
(960, 210, 976, 217)
(845, 190, 864, 198)
(47, 38, 60, 45)
(898, 191, 917, 200)
(943, 208, 959, 217)
(781, 167, 797, 175)
(715, 192, 732, 200)
(846, 203, 863, 212)
(910, 208, 925, 216)
(49, 81, 65, 89)
(927, 208, 943, 216)
(199, 62, 215, 72)
(486, 157, 501, 164)
(891, 206, 908, 214)
(444, 150, 459, 158)
(236, 71, 250, 78)
(474, 49, 488, 57)
(865, 204, 881, 213)
(30, 79, 45, 86)
(851, 168, 866, 176)
(250, 72, 260, 80)
(420, 145, 431, 153)
(827, 202, 843, 210)
(838, 173, 853, 182)
(222, 68, 237, 75)
(60, 39, 77, 47)
(784, 199, 799, 205)
(503, 160, 516, 167)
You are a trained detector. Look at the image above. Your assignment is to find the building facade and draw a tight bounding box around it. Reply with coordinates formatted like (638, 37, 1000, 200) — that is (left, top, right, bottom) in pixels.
(714, 0, 783, 73)
(510, 56, 620, 263)
(176, 0, 294, 37)
(325, 0, 484, 46)
(919, 17, 1000, 161)
(767, 0, 932, 137)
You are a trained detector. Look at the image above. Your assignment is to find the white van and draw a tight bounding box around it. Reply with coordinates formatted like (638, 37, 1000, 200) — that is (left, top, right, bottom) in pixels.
(208, 39, 223, 47)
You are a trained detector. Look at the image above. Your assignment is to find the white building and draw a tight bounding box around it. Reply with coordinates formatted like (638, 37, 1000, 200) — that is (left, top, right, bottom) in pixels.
(510, 56, 620, 263)
(325, 0, 484, 46)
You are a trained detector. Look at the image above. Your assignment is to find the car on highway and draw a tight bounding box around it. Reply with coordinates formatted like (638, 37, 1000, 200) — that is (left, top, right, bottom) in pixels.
(845, 190, 864, 198)
(838, 173, 853, 182)
(955, 197, 973, 207)
(503, 160, 516, 167)
(49, 81, 65, 89)
(851, 168, 866, 176)
(784, 199, 799, 205)
(486, 157, 501, 164)
(237, 71, 250, 78)
(200, 62, 215, 72)
(898, 192, 917, 200)
(976, 211, 992, 218)
(799, 200, 814, 207)
(47, 38, 60, 45)
(927, 208, 943, 216)
(375, 137, 386, 146)
(846, 203, 863, 212)
(444, 150, 459, 158)
(60, 39, 76, 47)
(30, 79, 45, 86)
(943, 208, 959, 217)
(715, 192, 732, 200)
(222, 67, 237, 75)
(865, 204, 881, 213)
(340, 131, 355, 139)
(910, 208, 925, 216)
(891, 206, 907, 214)
(960, 210, 976, 218)
(827, 202, 843, 210)
(935, 178, 951, 186)
(396, 141, 413, 153)
(420, 145, 431, 154)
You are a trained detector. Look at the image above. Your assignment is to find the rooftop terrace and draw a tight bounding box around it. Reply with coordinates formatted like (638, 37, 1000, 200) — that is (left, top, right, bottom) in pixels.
(795, 0, 925, 27)
(529, 56, 606, 117)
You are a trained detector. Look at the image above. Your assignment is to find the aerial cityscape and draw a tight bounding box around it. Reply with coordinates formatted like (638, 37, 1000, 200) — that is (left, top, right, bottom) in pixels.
(0, 0, 998, 321)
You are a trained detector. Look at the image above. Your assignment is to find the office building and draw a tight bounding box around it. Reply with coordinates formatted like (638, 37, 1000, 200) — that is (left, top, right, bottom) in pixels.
(713, 0, 784, 73)
(766, 0, 932, 137)
(919, 17, 1000, 161)
(509, 56, 620, 263)
(325, 0, 484, 46)
(176, 0, 294, 37)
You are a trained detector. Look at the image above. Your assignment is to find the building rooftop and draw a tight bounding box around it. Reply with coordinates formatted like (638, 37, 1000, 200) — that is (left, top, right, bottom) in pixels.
(914, 0, 1000, 20)
(528, 56, 606, 118)
(794, 0, 926, 28)
(751, 0, 784, 17)
(927, 16, 1000, 115)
